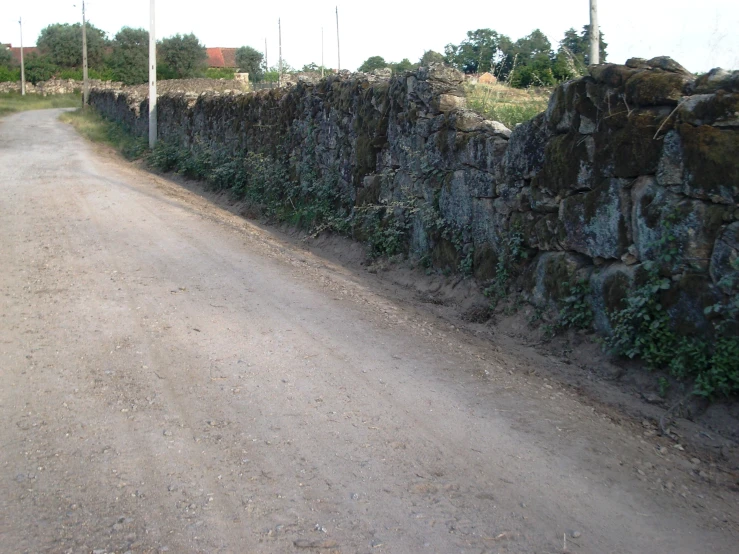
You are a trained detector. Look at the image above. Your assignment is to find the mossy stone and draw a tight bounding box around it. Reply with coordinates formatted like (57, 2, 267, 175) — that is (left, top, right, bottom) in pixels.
(624, 69, 690, 106)
(596, 110, 664, 177)
(661, 274, 722, 337)
(473, 243, 498, 280)
(678, 123, 739, 203)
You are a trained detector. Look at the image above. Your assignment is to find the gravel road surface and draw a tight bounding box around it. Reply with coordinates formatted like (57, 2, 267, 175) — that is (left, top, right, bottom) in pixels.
(0, 109, 737, 553)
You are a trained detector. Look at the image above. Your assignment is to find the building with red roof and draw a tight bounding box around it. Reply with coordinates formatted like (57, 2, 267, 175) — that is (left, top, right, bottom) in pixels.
(2, 44, 38, 65)
(206, 48, 238, 69)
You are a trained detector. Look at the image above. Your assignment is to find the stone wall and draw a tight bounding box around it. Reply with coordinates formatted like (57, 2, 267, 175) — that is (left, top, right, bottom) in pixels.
(88, 59, 739, 340)
(0, 79, 122, 95)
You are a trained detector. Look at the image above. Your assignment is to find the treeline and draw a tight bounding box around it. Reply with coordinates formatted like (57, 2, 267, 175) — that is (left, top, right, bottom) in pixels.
(1, 22, 606, 88)
(0, 23, 279, 85)
(359, 26, 607, 88)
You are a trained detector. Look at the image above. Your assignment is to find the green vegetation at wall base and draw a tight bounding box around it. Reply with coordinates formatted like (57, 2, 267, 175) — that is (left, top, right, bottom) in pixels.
(58, 109, 148, 159)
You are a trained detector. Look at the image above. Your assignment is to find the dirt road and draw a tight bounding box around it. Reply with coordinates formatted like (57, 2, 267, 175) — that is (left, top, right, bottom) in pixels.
(0, 109, 736, 553)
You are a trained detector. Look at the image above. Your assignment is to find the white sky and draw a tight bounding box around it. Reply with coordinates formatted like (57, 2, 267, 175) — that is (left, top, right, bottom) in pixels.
(2, 0, 738, 73)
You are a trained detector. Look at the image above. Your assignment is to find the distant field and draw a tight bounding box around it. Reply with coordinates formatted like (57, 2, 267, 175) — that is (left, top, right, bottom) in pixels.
(0, 93, 81, 118)
(464, 83, 551, 129)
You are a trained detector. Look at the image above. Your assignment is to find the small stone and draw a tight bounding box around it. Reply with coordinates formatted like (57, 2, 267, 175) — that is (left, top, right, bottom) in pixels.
(570, 530, 582, 539)
(163, 430, 172, 437)
(690, 457, 700, 465)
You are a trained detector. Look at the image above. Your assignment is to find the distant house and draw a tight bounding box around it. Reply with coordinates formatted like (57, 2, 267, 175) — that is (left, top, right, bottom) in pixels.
(206, 47, 238, 69)
(1, 43, 38, 64)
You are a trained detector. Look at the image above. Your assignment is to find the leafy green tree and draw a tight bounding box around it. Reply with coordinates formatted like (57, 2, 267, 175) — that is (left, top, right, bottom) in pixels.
(158, 33, 207, 79)
(358, 55, 388, 72)
(504, 29, 556, 86)
(235, 46, 263, 81)
(109, 27, 149, 85)
(37, 23, 108, 69)
(24, 53, 57, 84)
(0, 66, 21, 83)
(389, 58, 417, 73)
(557, 26, 607, 69)
(300, 62, 327, 73)
(419, 50, 445, 66)
(444, 29, 508, 74)
(0, 46, 14, 67)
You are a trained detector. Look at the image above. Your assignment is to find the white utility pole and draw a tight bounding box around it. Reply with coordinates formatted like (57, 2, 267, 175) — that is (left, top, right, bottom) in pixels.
(81, 0, 89, 106)
(149, 0, 157, 148)
(589, 0, 600, 65)
(278, 18, 283, 87)
(264, 38, 268, 75)
(321, 27, 324, 78)
(335, 6, 340, 72)
(19, 18, 25, 96)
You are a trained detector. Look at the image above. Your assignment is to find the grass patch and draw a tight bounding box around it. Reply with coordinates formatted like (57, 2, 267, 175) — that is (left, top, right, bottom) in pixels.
(59, 108, 148, 159)
(464, 83, 550, 128)
(0, 92, 81, 118)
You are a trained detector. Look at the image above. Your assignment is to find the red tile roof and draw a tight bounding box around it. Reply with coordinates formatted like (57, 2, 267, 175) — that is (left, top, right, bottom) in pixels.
(2, 44, 37, 65)
(206, 47, 238, 68)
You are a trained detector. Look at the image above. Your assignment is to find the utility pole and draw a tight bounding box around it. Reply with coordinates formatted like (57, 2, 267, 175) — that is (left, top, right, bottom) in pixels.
(335, 6, 340, 72)
(149, 0, 157, 148)
(589, 0, 600, 65)
(264, 38, 268, 75)
(321, 27, 324, 78)
(18, 18, 25, 96)
(81, 0, 89, 107)
(278, 18, 282, 87)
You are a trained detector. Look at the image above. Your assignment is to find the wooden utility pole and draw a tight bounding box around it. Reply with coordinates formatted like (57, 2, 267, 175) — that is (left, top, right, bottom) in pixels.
(335, 6, 341, 72)
(278, 19, 283, 87)
(81, 0, 89, 107)
(589, 0, 600, 65)
(18, 18, 25, 96)
(149, 0, 157, 148)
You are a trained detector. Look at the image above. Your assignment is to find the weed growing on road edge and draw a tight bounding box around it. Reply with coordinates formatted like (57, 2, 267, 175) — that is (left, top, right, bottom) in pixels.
(557, 279, 594, 331)
(59, 109, 147, 159)
(483, 225, 527, 309)
(605, 252, 739, 398)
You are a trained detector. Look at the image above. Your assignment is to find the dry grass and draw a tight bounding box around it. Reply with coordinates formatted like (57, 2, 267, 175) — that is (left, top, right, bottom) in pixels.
(0, 92, 81, 117)
(464, 83, 552, 129)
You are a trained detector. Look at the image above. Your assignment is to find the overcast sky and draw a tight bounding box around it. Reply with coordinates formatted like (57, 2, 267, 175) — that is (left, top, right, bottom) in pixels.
(3, 1, 738, 73)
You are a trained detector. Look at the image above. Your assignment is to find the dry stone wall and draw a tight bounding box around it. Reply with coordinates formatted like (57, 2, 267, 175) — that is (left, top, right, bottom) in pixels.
(0, 79, 122, 95)
(89, 59, 739, 343)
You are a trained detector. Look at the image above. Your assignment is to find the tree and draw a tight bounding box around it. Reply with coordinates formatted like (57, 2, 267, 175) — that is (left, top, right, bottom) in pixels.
(24, 53, 57, 84)
(358, 55, 388, 73)
(419, 50, 444, 66)
(444, 29, 508, 74)
(300, 62, 326, 73)
(235, 46, 263, 81)
(109, 27, 148, 85)
(37, 23, 108, 69)
(557, 26, 607, 70)
(389, 58, 416, 73)
(505, 29, 555, 87)
(158, 33, 207, 79)
(0, 46, 14, 68)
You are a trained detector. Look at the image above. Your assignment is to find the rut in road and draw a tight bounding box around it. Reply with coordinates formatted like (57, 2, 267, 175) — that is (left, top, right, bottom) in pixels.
(0, 108, 737, 553)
